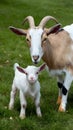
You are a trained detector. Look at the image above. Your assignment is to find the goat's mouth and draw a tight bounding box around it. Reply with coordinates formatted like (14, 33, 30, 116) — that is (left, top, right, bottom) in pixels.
(33, 61, 38, 64)
(32, 58, 39, 64)
(29, 80, 36, 84)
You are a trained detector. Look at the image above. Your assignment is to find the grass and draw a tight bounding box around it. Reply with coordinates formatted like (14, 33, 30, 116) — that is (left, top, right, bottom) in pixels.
(0, 0, 73, 129)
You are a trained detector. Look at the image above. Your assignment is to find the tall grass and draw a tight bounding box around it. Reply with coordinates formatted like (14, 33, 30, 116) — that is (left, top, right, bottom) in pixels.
(0, 0, 73, 129)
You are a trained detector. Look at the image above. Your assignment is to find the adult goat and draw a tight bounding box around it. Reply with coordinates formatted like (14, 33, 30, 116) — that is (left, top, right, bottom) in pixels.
(9, 16, 73, 112)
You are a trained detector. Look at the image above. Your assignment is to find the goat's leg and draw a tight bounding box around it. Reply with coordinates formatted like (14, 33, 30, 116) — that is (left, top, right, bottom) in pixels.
(58, 71, 73, 112)
(19, 90, 27, 119)
(35, 92, 42, 117)
(9, 83, 17, 110)
(57, 75, 64, 105)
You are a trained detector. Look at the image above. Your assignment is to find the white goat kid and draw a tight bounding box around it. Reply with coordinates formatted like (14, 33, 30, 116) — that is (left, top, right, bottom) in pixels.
(9, 63, 46, 119)
(9, 16, 73, 112)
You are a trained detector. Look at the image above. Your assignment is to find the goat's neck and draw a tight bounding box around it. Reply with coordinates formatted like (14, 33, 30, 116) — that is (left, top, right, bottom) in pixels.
(42, 40, 56, 69)
(28, 81, 36, 90)
(42, 32, 72, 70)
(28, 82, 38, 97)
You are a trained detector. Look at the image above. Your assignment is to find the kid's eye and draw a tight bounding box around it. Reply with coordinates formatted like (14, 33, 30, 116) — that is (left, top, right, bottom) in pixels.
(36, 72, 39, 74)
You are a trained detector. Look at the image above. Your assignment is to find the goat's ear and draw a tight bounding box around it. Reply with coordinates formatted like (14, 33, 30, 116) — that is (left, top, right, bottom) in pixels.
(47, 23, 62, 35)
(17, 66, 27, 75)
(38, 63, 46, 72)
(9, 26, 27, 36)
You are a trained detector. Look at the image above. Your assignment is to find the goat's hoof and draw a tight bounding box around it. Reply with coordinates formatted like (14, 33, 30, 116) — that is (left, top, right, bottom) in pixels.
(9, 105, 13, 110)
(56, 96, 62, 105)
(58, 104, 65, 112)
(37, 113, 42, 117)
(19, 115, 26, 120)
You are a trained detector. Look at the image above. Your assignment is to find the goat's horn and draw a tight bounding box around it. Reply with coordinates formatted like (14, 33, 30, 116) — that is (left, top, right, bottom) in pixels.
(22, 16, 35, 28)
(39, 16, 58, 28)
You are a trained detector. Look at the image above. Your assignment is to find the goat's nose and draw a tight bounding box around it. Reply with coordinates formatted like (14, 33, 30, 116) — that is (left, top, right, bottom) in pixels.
(33, 55, 39, 64)
(30, 77, 34, 80)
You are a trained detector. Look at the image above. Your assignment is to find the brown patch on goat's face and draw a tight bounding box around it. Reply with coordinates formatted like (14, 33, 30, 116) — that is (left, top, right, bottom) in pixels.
(41, 30, 49, 47)
(26, 33, 31, 47)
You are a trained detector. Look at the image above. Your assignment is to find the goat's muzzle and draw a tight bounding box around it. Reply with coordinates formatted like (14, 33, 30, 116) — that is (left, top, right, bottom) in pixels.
(33, 55, 39, 64)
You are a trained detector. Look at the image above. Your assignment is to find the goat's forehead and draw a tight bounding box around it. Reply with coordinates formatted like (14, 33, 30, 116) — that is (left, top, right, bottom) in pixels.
(26, 66, 38, 73)
(29, 28, 43, 36)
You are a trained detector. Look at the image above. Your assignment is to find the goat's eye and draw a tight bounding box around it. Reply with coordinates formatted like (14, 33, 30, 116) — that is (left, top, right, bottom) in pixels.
(26, 72, 28, 75)
(26, 38, 30, 42)
(36, 72, 39, 74)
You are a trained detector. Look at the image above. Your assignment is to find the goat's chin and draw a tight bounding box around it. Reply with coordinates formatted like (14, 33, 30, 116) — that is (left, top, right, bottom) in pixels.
(29, 80, 36, 84)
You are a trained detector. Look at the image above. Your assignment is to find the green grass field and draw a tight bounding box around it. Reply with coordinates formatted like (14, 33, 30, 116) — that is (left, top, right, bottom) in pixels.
(0, 0, 73, 129)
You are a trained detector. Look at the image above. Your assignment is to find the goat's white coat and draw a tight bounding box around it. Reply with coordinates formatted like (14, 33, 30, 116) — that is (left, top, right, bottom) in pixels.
(9, 63, 43, 119)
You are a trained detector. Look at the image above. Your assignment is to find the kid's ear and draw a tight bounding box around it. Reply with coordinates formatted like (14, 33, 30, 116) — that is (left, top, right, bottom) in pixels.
(17, 66, 27, 75)
(9, 26, 27, 36)
(38, 63, 46, 72)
